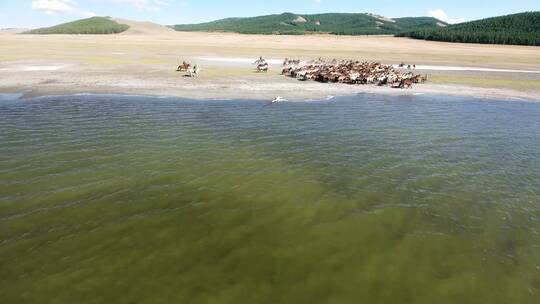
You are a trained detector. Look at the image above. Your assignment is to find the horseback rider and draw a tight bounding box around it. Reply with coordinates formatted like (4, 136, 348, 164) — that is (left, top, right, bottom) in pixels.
(254, 56, 266, 65)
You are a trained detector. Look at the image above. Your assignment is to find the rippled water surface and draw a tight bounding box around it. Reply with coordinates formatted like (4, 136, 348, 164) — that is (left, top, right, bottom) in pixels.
(1, 94, 540, 303)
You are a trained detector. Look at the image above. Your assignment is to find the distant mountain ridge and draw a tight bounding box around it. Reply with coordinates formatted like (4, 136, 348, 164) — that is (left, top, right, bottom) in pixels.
(20, 11, 540, 46)
(398, 12, 540, 46)
(172, 12, 447, 35)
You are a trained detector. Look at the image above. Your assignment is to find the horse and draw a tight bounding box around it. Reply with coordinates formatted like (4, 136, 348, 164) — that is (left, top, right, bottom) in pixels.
(254, 57, 266, 66)
(257, 63, 269, 72)
(176, 61, 191, 72)
(285, 59, 301, 66)
(399, 79, 414, 89)
(187, 65, 200, 77)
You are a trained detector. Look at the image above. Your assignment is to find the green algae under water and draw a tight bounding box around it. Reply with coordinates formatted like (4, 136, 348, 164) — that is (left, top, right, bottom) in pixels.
(1, 93, 540, 303)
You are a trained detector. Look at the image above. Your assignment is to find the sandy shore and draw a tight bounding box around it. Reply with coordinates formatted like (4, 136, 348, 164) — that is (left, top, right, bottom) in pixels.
(5, 74, 539, 102)
(1, 20, 539, 101)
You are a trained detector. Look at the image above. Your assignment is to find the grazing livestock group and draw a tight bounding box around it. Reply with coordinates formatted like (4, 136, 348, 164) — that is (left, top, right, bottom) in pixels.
(282, 59, 427, 88)
(177, 60, 200, 77)
(176, 57, 427, 88)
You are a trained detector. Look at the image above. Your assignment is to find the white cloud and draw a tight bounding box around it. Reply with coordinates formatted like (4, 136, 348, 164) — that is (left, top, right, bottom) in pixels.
(428, 9, 465, 24)
(106, 0, 175, 12)
(31, 0, 96, 17)
(315, 0, 323, 3)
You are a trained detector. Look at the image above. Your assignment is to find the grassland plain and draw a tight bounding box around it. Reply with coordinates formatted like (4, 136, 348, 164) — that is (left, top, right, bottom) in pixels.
(0, 20, 539, 100)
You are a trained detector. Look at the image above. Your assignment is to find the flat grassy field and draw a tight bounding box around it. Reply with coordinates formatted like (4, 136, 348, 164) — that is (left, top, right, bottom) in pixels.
(2, 29, 540, 68)
(1, 22, 539, 99)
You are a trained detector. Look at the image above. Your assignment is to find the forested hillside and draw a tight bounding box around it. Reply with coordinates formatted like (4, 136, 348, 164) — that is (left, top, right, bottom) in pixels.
(26, 17, 129, 35)
(173, 13, 446, 35)
(398, 12, 540, 46)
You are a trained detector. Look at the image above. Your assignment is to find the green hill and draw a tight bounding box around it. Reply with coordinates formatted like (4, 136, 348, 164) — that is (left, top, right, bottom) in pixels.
(173, 13, 446, 35)
(398, 12, 540, 46)
(25, 17, 130, 35)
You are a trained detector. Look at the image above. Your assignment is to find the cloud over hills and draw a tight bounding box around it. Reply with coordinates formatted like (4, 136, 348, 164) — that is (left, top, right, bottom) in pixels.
(428, 9, 465, 24)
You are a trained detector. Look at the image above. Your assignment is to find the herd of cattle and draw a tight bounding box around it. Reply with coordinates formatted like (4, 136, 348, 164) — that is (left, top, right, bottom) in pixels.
(281, 59, 427, 88)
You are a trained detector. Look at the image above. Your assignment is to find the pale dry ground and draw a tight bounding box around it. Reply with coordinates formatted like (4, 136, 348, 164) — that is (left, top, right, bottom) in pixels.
(0, 20, 539, 101)
(0, 28, 28, 35)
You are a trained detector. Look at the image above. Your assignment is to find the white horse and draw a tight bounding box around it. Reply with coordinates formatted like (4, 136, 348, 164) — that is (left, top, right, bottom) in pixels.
(257, 63, 268, 72)
(187, 65, 200, 77)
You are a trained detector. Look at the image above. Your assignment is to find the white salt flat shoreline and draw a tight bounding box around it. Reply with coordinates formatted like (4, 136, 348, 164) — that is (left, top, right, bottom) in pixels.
(0, 62, 77, 72)
(404, 65, 540, 74)
(4, 59, 539, 75)
(195, 56, 540, 74)
(1, 59, 538, 102)
(4, 81, 538, 103)
(0, 64, 74, 72)
(195, 56, 285, 65)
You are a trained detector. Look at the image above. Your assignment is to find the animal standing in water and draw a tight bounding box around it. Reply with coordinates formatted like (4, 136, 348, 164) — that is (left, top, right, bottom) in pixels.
(271, 96, 287, 103)
(399, 78, 414, 89)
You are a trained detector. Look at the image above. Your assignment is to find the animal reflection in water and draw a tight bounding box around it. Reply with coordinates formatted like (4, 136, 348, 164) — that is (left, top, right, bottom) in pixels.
(261, 96, 288, 108)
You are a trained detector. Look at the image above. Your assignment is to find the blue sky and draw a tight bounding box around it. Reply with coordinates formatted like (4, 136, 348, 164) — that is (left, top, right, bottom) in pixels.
(1, 0, 539, 28)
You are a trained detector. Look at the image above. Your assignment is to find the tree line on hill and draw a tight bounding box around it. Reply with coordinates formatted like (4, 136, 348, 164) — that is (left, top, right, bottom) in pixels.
(25, 17, 129, 35)
(397, 12, 540, 46)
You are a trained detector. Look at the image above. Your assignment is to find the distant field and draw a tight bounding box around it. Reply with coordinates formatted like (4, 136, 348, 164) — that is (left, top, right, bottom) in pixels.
(3, 32, 540, 69)
(1, 29, 539, 100)
(25, 17, 129, 35)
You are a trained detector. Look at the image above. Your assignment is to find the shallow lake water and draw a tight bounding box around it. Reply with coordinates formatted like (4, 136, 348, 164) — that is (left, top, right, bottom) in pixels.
(1, 93, 540, 303)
